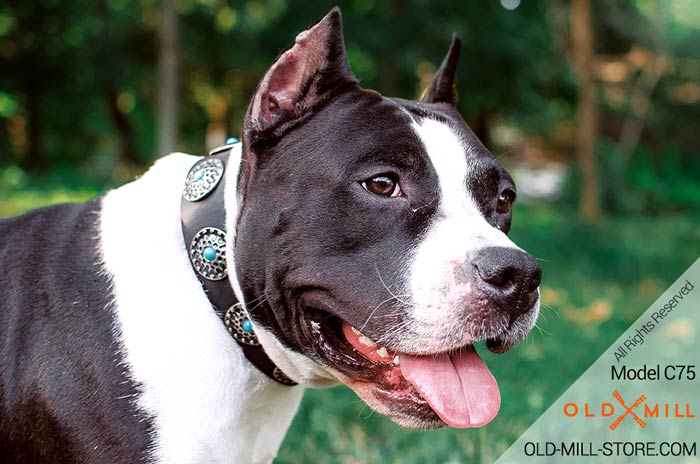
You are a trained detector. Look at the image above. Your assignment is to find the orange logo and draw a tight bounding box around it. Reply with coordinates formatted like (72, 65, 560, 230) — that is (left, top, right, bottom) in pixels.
(609, 390, 646, 430)
(563, 390, 695, 430)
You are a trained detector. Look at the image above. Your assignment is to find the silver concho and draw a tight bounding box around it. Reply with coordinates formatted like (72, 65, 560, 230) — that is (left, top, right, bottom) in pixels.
(224, 303, 260, 346)
(273, 367, 297, 386)
(183, 158, 225, 202)
(190, 227, 228, 280)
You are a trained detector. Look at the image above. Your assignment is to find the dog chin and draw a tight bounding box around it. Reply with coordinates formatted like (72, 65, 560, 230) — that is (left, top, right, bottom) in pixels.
(326, 368, 446, 429)
(390, 415, 445, 430)
(256, 324, 449, 427)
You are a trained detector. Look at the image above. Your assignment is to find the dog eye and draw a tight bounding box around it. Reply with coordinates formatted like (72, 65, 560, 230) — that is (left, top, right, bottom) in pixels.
(362, 175, 402, 197)
(496, 189, 515, 214)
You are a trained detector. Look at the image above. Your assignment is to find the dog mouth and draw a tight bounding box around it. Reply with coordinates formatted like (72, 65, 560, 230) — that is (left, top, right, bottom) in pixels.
(300, 305, 503, 428)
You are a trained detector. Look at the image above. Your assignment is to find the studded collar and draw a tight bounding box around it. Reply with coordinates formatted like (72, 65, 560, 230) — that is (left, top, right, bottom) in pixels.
(180, 141, 296, 386)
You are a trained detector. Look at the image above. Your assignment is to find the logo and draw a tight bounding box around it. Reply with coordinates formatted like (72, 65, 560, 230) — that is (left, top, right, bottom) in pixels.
(563, 391, 695, 429)
(609, 390, 646, 430)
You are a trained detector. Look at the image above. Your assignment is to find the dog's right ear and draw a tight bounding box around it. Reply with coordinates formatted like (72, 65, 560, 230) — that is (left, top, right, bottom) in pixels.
(244, 8, 357, 136)
(421, 35, 461, 105)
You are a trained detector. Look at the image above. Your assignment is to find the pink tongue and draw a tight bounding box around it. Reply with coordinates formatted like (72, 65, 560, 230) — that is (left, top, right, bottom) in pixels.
(400, 347, 500, 428)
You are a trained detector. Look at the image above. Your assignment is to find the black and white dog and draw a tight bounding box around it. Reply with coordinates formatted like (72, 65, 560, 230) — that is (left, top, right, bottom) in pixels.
(0, 9, 541, 464)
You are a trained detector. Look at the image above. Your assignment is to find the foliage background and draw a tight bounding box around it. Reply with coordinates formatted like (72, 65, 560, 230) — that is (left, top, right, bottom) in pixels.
(1, 0, 699, 462)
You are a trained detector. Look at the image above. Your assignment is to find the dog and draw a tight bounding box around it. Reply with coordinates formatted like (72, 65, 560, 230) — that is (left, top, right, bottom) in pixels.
(0, 8, 541, 464)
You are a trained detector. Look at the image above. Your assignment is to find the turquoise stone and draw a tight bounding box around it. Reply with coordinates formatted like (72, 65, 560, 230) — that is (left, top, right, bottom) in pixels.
(242, 319, 253, 333)
(202, 246, 217, 261)
(194, 169, 205, 181)
(225, 136, 239, 144)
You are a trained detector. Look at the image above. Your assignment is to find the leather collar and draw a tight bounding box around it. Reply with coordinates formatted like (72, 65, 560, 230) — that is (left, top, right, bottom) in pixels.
(180, 143, 296, 386)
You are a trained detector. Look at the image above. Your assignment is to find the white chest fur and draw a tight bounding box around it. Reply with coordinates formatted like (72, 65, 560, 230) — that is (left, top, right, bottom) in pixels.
(99, 152, 303, 464)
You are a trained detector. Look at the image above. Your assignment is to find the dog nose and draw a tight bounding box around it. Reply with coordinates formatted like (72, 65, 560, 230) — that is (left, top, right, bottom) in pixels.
(472, 246, 542, 317)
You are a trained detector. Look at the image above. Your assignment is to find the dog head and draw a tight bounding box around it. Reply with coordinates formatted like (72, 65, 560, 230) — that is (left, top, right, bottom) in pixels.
(230, 8, 541, 429)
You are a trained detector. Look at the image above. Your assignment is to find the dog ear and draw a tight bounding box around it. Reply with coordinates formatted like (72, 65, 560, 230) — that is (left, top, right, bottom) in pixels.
(245, 8, 357, 135)
(421, 35, 461, 105)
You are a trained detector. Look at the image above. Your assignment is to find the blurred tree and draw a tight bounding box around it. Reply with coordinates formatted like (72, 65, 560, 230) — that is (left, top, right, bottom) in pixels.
(0, 0, 567, 169)
(157, 0, 179, 156)
(98, 0, 141, 165)
(572, 0, 602, 222)
(0, 0, 697, 214)
(0, 0, 157, 173)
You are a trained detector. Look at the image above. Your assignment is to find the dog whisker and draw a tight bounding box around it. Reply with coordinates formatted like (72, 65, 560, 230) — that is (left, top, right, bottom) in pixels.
(410, 197, 436, 213)
(355, 261, 417, 334)
(373, 261, 413, 306)
(532, 322, 551, 336)
(246, 294, 270, 313)
(358, 296, 403, 332)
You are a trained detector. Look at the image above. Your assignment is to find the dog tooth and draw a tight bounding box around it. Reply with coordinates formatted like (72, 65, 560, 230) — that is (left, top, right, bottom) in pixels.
(377, 347, 390, 358)
(358, 335, 377, 347)
(393, 355, 400, 365)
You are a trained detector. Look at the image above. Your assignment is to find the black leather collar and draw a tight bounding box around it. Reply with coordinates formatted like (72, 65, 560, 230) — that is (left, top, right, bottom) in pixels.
(180, 143, 296, 386)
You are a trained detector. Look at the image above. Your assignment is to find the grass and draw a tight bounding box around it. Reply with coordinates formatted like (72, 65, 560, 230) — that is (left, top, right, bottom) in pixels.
(2, 170, 699, 463)
(0, 165, 109, 218)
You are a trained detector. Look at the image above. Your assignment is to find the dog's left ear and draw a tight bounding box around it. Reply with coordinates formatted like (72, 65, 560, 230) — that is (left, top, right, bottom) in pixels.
(245, 8, 357, 135)
(421, 35, 461, 105)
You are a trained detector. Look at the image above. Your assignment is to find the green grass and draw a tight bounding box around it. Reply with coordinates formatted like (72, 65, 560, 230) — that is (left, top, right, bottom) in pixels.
(0, 165, 110, 218)
(2, 174, 699, 463)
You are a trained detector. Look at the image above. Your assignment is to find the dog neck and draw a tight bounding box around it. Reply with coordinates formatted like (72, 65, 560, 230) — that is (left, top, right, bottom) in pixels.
(180, 143, 296, 386)
(222, 143, 340, 389)
(100, 151, 303, 462)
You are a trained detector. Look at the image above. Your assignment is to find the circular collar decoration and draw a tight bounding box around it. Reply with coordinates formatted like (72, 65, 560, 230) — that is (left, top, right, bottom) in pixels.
(183, 158, 225, 202)
(225, 303, 260, 346)
(190, 227, 228, 280)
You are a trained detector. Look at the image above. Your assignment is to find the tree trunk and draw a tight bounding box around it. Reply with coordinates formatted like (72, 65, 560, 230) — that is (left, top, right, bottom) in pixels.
(105, 89, 139, 165)
(97, 0, 141, 166)
(473, 109, 494, 149)
(157, 0, 179, 156)
(571, 0, 601, 222)
(24, 80, 43, 171)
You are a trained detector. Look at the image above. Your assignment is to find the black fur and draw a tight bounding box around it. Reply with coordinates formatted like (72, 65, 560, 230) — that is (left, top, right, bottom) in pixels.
(0, 200, 152, 463)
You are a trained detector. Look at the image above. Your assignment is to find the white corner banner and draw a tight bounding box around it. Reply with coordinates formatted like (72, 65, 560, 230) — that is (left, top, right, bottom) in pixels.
(496, 258, 700, 463)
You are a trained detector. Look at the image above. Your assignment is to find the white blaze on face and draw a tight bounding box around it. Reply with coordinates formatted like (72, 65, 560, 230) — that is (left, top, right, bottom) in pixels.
(402, 118, 526, 352)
